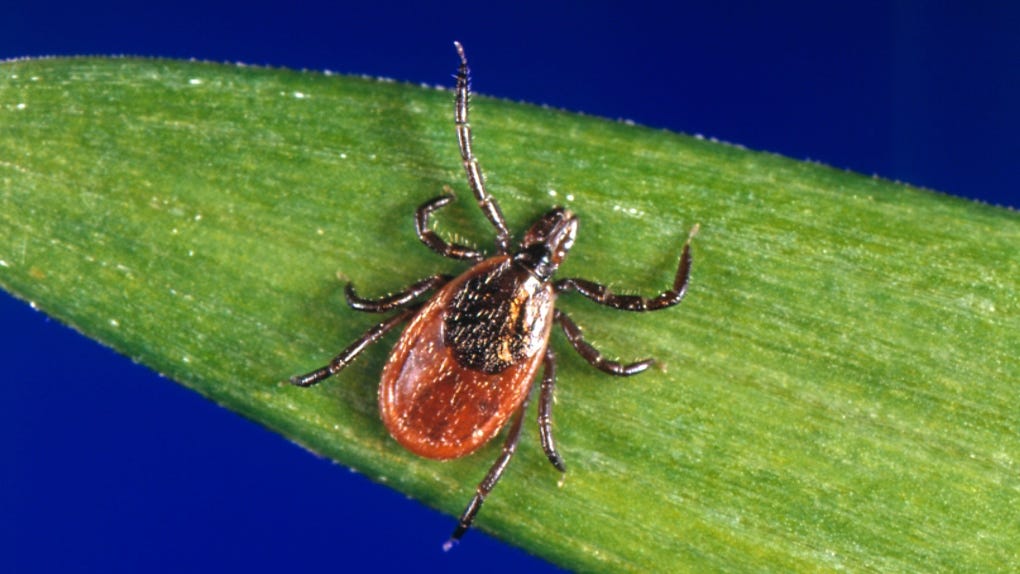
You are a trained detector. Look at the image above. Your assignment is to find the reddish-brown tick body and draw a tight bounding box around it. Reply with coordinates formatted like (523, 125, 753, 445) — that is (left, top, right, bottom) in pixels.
(381, 255, 554, 459)
(288, 42, 695, 548)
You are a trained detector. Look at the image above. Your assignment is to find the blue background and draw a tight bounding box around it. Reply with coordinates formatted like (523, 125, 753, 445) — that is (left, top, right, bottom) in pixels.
(2, 2, 1017, 572)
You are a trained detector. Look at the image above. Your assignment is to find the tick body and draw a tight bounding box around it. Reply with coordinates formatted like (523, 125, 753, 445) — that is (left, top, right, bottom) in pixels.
(289, 42, 696, 548)
(381, 254, 556, 460)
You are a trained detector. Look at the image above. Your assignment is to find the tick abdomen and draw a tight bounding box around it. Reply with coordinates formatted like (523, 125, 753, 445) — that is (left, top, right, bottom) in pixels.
(379, 256, 554, 460)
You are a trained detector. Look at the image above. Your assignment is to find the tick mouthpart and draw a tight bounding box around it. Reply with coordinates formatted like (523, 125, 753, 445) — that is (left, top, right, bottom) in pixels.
(516, 207, 578, 279)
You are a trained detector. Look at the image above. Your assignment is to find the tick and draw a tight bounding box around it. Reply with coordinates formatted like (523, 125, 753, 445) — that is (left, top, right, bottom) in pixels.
(289, 42, 696, 548)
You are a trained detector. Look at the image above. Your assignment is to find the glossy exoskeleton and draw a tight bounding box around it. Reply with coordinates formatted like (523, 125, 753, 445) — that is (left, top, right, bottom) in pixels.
(289, 42, 696, 548)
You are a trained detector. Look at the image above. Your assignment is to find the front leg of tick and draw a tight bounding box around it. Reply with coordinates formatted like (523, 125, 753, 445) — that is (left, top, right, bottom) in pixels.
(453, 41, 512, 254)
(554, 224, 697, 311)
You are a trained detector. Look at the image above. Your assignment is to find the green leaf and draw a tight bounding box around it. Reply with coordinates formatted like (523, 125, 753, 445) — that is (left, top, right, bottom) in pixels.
(2, 58, 1017, 572)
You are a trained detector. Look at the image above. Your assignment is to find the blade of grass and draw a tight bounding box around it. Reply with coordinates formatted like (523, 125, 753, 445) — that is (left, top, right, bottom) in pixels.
(1, 57, 1017, 572)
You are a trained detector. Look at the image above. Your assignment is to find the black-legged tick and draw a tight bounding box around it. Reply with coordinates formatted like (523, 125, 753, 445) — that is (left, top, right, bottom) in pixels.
(290, 42, 697, 548)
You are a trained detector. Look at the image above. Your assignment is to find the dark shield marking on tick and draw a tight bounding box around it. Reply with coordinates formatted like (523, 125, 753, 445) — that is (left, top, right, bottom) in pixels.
(288, 41, 698, 548)
(445, 259, 554, 374)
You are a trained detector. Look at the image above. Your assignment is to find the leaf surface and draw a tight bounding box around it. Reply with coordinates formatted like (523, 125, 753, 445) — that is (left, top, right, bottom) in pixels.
(1, 58, 1017, 572)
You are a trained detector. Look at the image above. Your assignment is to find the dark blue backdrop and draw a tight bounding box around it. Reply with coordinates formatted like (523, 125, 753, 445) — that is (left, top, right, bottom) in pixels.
(2, 3, 1017, 573)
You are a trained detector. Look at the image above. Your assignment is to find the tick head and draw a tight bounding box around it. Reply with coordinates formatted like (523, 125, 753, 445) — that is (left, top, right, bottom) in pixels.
(516, 207, 578, 280)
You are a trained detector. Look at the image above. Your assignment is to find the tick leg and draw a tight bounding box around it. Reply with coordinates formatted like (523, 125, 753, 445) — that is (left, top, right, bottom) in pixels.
(538, 348, 566, 472)
(554, 225, 697, 311)
(556, 309, 654, 376)
(453, 42, 511, 255)
(289, 306, 418, 387)
(415, 194, 485, 262)
(345, 274, 452, 313)
(444, 393, 530, 550)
